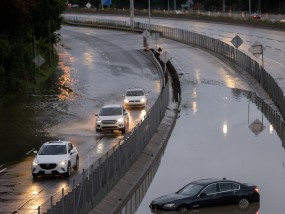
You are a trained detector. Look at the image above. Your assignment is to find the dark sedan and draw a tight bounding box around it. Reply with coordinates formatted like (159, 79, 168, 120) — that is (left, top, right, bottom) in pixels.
(149, 178, 259, 213)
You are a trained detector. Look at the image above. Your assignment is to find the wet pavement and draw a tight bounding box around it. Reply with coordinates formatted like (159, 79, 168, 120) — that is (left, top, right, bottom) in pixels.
(0, 26, 161, 213)
(0, 18, 284, 214)
(64, 14, 285, 92)
(136, 38, 285, 214)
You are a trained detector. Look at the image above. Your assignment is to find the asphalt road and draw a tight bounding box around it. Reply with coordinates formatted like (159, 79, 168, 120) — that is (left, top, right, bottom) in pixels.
(0, 16, 284, 214)
(0, 26, 161, 214)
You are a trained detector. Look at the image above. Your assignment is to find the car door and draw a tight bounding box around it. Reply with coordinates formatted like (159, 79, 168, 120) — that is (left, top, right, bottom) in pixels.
(217, 182, 241, 205)
(194, 183, 222, 208)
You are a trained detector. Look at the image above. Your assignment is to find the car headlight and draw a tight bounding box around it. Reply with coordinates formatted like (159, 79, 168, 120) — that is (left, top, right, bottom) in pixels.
(96, 117, 101, 122)
(117, 118, 124, 123)
(58, 161, 67, 165)
(32, 162, 38, 166)
(124, 99, 129, 103)
(163, 203, 175, 209)
(141, 98, 146, 103)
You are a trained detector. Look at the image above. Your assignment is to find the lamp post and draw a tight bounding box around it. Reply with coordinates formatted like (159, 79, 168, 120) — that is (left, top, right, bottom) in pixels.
(249, 0, 251, 15)
(168, 0, 169, 11)
(130, 0, 134, 28)
(148, 0, 150, 30)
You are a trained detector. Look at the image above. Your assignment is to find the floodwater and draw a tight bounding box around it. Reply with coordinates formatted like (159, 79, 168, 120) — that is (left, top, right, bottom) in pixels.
(136, 74, 285, 213)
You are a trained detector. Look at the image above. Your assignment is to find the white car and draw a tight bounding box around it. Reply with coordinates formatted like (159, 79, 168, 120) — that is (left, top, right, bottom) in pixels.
(123, 88, 147, 108)
(32, 141, 79, 178)
(95, 104, 129, 133)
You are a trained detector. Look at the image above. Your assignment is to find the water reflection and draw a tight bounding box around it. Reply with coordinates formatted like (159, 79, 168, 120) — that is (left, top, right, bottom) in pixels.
(150, 203, 260, 214)
(223, 121, 228, 136)
(247, 92, 285, 144)
(57, 52, 76, 100)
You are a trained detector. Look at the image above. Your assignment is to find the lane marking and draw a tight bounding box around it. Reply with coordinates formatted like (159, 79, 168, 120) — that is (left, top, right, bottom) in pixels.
(264, 57, 285, 67)
(0, 168, 7, 174)
(26, 148, 35, 155)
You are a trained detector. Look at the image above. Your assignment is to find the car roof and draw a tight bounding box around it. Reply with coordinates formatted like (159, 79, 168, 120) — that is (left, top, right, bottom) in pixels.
(193, 178, 237, 185)
(102, 104, 122, 108)
(126, 88, 144, 91)
(43, 141, 69, 146)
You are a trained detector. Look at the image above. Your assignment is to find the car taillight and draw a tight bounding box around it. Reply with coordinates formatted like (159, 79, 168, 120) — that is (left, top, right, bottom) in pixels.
(254, 187, 259, 192)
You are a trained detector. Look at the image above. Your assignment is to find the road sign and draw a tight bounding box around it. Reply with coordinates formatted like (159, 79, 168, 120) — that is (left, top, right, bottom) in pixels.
(248, 41, 263, 58)
(86, 2, 92, 8)
(160, 51, 172, 63)
(33, 55, 45, 67)
(249, 118, 265, 136)
(142, 30, 151, 38)
(231, 35, 243, 49)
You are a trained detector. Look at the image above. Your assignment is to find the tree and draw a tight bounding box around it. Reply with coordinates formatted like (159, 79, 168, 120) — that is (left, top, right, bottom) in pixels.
(0, 0, 66, 97)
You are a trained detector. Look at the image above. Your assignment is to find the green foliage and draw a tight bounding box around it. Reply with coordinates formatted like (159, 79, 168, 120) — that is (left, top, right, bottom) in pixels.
(71, 0, 285, 13)
(0, 0, 66, 97)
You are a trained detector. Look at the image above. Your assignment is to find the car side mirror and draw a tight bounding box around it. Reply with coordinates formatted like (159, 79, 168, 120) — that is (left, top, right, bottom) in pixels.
(69, 149, 75, 154)
(124, 112, 128, 115)
(200, 193, 207, 198)
(33, 150, 38, 155)
(95, 113, 98, 116)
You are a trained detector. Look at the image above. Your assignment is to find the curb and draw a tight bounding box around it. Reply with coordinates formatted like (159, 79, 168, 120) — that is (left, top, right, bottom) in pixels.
(90, 103, 178, 214)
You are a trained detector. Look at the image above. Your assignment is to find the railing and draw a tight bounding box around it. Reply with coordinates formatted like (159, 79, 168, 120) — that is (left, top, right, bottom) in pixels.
(64, 16, 285, 120)
(37, 62, 169, 213)
(39, 16, 285, 214)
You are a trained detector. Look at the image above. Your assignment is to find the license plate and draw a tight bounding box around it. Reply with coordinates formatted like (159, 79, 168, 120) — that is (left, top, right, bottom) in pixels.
(45, 170, 52, 174)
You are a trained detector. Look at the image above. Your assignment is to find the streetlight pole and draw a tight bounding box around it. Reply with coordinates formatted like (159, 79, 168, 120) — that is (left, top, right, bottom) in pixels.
(168, 0, 169, 11)
(249, 0, 251, 15)
(130, 0, 134, 28)
(148, 0, 150, 30)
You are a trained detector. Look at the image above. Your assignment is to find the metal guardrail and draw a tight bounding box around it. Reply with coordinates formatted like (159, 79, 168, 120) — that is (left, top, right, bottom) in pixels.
(37, 16, 285, 214)
(64, 16, 285, 121)
(36, 53, 170, 213)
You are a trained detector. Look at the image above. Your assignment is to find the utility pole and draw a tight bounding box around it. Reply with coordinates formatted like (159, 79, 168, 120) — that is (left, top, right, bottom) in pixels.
(168, 0, 169, 11)
(48, 18, 51, 66)
(130, 0, 134, 28)
(148, 0, 150, 30)
(249, 0, 251, 15)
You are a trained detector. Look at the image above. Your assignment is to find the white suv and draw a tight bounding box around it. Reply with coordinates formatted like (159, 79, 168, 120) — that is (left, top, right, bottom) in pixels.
(123, 88, 147, 108)
(32, 141, 79, 178)
(95, 104, 129, 133)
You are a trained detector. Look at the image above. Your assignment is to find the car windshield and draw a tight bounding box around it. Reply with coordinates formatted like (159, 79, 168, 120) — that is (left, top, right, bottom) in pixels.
(126, 90, 144, 96)
(177, 183, 205, 196)
(99, 107, 122, 116)
(38, 145, 67, 155)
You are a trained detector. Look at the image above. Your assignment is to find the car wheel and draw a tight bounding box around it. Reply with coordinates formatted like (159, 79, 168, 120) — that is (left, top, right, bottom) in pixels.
(178, 205, 190, 213)
(238, 197, 250, 210)
(74, 156, 79, 170)
(32, 173, 38, 179)
(65, 162, 71, 177)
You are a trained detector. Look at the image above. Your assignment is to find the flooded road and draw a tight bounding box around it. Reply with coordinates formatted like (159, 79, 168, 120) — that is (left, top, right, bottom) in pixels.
(0, 26, 161, 213)
(136, 39, 285, 213)
(0, 22, 284, 214)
